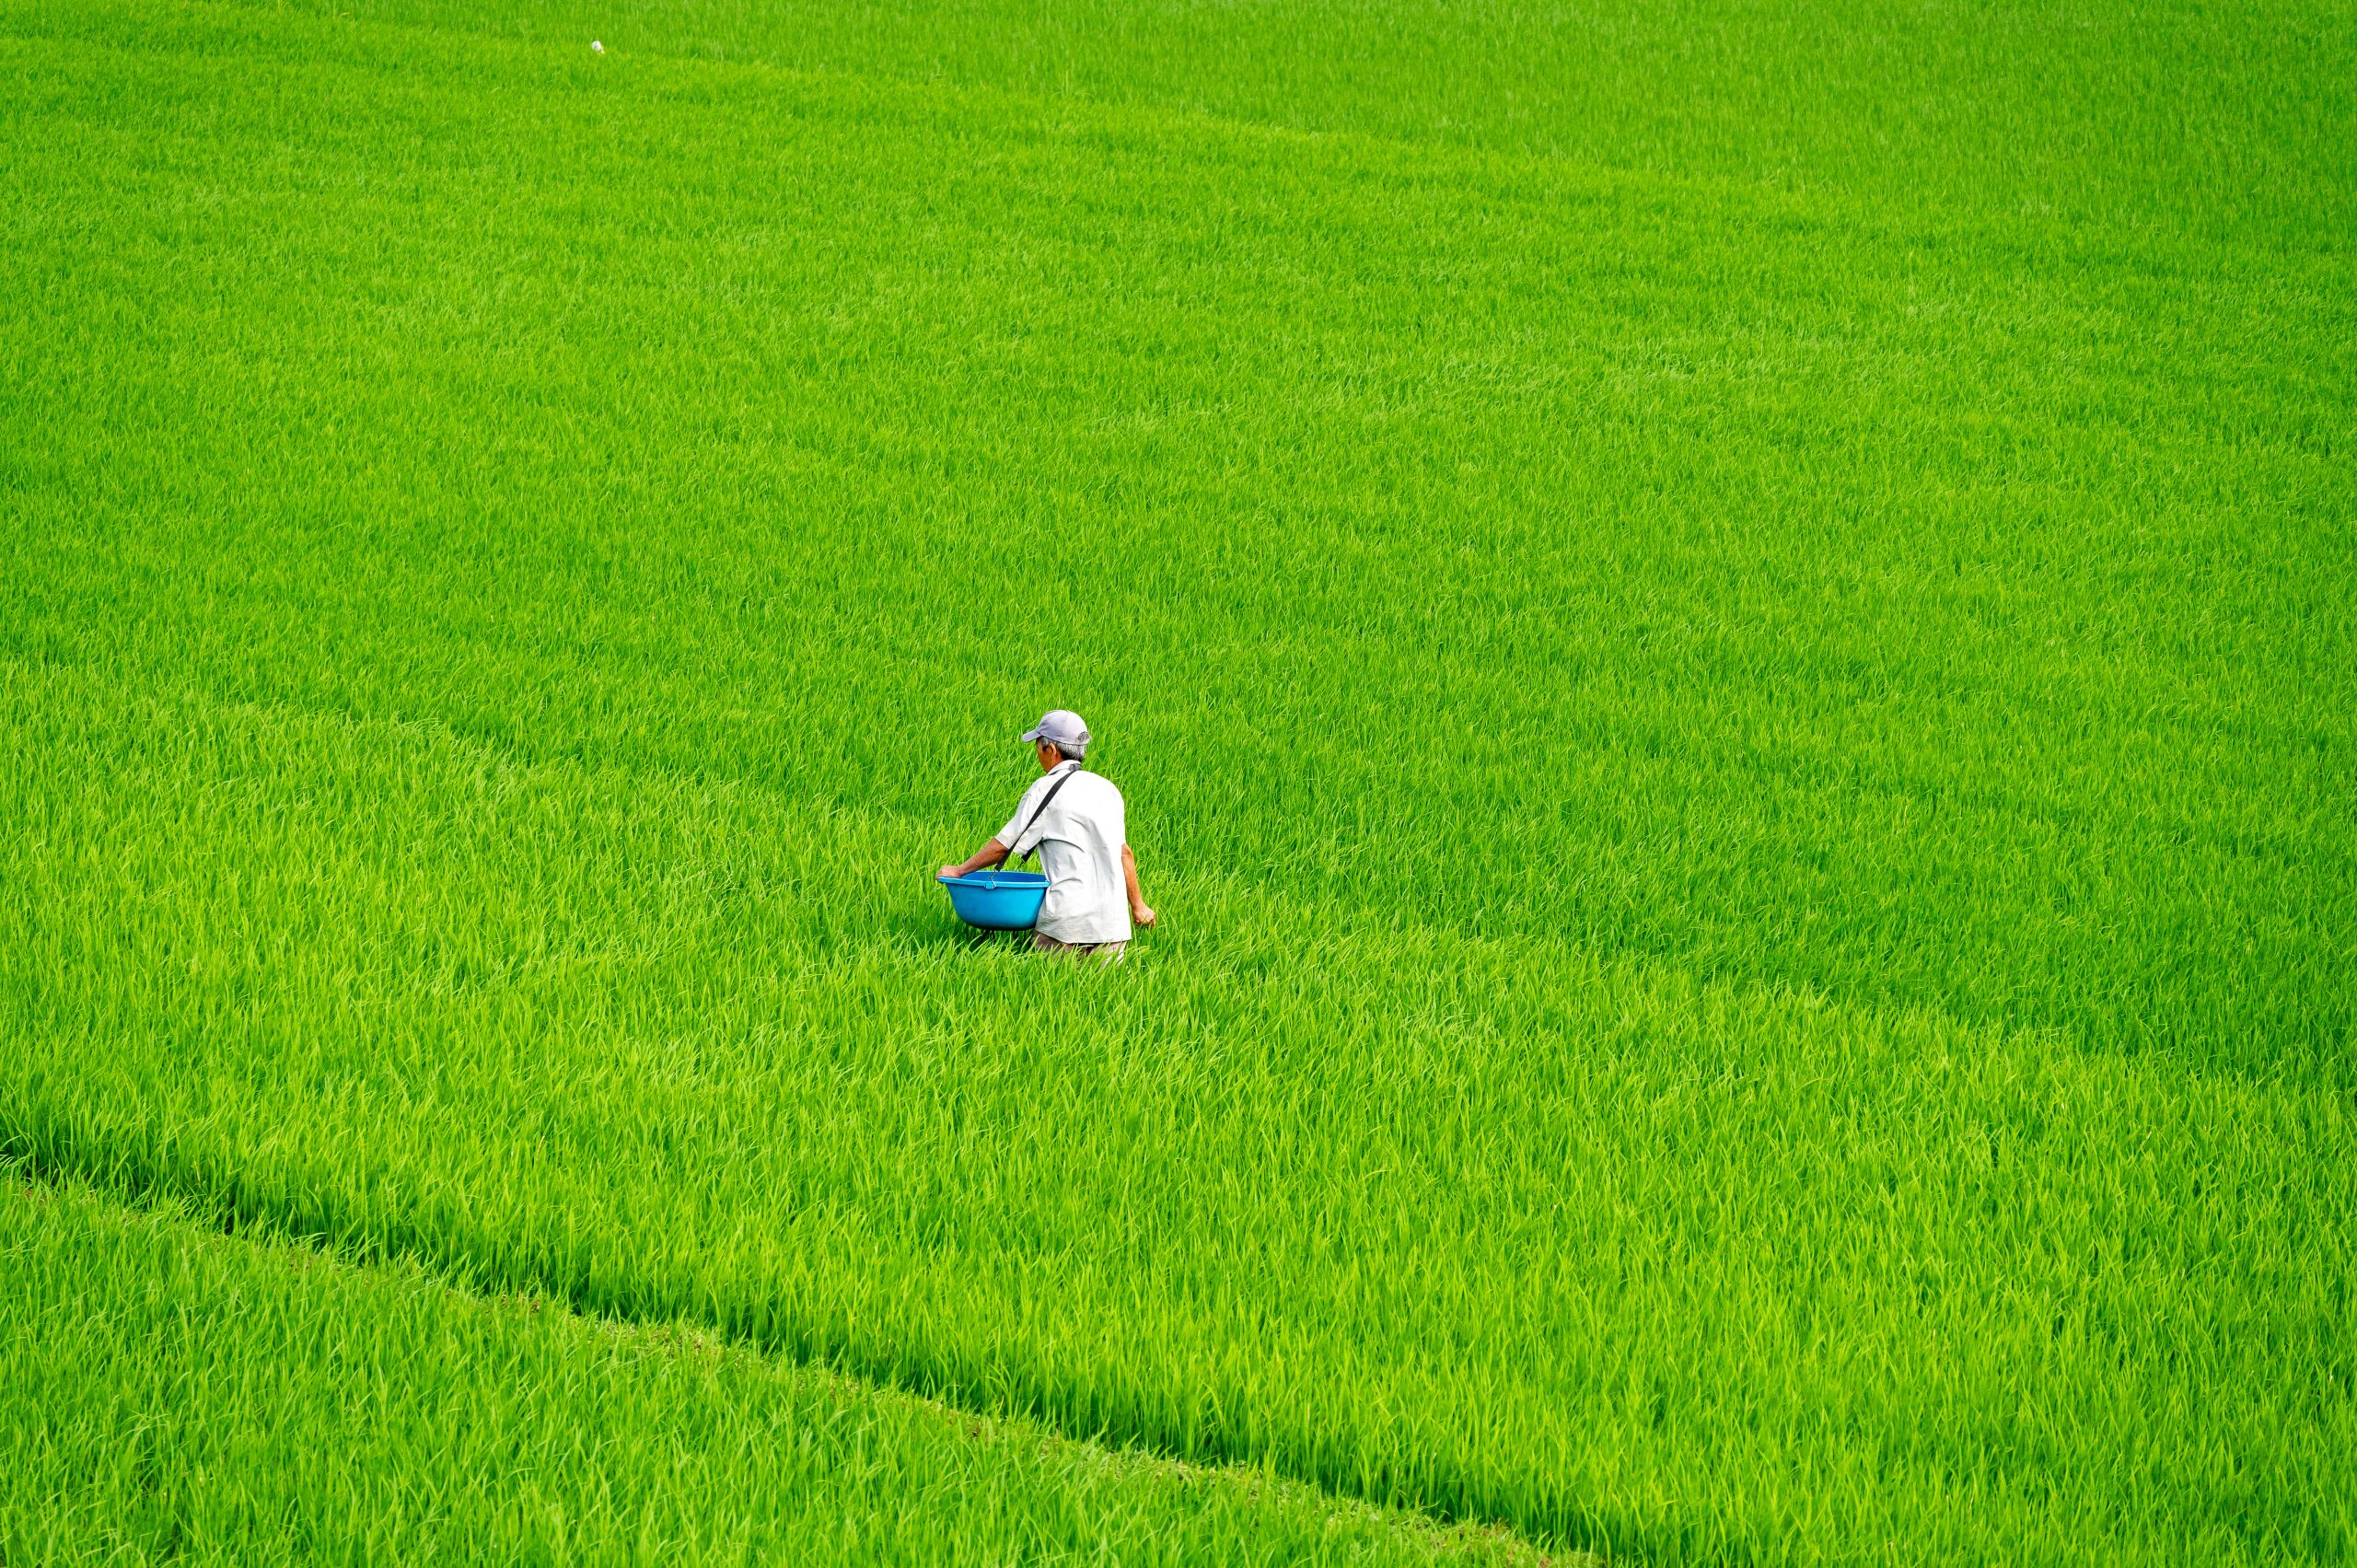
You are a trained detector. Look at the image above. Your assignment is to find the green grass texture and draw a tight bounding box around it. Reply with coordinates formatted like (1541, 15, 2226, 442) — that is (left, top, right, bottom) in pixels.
(251, 0, 2356, 243)
(1, 1176, 1533, 1564)
(3, 0, 2353, 1561)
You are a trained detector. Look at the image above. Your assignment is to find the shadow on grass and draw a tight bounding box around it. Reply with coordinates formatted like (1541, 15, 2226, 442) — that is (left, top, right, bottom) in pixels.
(876, 905, 1035, 955)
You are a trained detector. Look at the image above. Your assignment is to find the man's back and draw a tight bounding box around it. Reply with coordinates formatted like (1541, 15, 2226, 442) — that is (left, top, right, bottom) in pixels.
(1000, 764, 1131, 946)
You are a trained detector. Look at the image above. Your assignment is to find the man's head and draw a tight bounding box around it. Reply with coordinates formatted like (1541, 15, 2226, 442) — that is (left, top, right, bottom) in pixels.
(1021, 709, 1090, 768)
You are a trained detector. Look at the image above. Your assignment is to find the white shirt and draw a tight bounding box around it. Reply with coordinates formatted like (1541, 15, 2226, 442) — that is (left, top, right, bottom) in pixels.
(998, 762, 1131, 946)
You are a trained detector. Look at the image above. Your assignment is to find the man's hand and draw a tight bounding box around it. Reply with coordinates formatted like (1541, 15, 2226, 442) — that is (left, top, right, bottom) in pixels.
(1120, 843, 1155, 931)
(941, 840, 1010, 881)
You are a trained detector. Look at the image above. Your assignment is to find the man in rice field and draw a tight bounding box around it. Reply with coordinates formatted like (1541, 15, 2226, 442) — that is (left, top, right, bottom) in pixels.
(938, 709, 1156, 958)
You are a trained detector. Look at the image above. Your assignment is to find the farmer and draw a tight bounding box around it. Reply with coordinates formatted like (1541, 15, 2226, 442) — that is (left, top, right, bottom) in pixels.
(938, 709, 1156, 958)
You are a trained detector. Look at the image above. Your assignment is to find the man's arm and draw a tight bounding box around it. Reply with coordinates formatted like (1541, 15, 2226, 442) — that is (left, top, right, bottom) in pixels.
(1121, 844, 1156, 928)
(939, 839, 1010, 880)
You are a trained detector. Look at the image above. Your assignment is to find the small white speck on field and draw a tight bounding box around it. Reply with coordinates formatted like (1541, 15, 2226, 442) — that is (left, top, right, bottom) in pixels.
(590, 39, 603, 53)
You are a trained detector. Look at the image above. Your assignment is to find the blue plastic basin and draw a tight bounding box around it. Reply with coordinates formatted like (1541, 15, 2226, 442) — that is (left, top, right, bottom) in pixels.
(938, 868, 1050, 930)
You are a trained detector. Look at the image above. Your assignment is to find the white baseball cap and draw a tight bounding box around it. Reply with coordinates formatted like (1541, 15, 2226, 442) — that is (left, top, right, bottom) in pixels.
(1020, 709, 1090, 757)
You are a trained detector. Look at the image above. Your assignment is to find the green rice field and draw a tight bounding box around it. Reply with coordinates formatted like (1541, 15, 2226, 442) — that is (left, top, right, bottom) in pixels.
(3, 0, 2352, 1560)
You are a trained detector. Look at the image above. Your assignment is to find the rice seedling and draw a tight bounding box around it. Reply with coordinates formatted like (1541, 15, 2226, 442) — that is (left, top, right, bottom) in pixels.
(0, 1174, 1538, 1564)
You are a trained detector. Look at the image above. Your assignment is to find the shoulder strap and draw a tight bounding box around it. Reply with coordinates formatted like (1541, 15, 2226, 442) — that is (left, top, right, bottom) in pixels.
(1009, 763, 1083, 867)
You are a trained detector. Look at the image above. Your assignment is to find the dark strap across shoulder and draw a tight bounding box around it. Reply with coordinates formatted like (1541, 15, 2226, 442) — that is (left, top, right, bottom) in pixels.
(1009, 762, 1083, 867)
